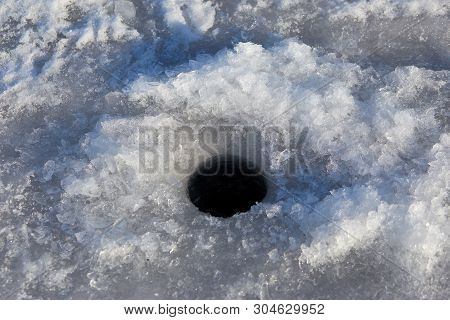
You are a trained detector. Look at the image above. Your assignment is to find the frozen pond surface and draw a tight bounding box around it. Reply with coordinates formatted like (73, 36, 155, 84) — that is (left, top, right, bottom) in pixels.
(0, 0, 449, 299)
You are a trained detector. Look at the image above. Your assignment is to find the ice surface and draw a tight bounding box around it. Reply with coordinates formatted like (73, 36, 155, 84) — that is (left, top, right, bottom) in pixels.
(0, 0, 449, 299)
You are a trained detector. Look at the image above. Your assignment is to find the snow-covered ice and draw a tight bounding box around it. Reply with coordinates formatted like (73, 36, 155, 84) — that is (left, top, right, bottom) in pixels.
(0, 0, 448, 299)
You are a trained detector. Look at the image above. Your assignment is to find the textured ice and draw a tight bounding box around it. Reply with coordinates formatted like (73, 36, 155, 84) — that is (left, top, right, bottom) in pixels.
(0, 0, 449, 299)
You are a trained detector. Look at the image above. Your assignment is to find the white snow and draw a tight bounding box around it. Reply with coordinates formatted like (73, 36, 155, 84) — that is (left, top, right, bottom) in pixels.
(0, 0, 448, 299)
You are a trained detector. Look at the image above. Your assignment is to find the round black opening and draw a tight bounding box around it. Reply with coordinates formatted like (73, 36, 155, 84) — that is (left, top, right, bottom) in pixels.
(187, 155, 267, 218)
